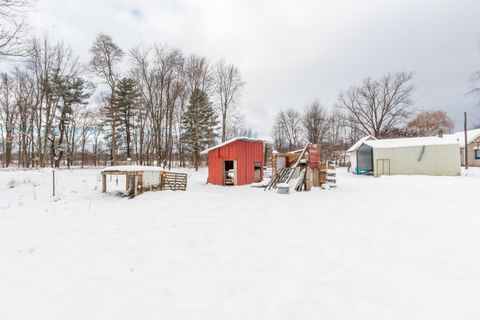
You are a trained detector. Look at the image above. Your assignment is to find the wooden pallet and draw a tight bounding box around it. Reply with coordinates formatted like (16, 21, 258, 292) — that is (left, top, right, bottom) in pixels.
(161, 172, 188, 191)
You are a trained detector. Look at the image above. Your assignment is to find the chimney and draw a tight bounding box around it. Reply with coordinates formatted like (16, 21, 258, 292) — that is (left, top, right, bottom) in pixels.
(438, 130, 443, 138)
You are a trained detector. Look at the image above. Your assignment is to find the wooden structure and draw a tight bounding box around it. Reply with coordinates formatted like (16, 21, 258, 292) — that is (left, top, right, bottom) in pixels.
(319, 161, 337, 187)
(101, 166, 187, 197)
(201, 137, 264, 186)
(267, 143, 328, 191)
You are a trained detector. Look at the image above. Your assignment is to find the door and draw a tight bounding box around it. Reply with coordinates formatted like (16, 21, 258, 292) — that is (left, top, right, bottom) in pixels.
(276, 156, 286, 170)
(223, 160, 235, 185)
(376, 159, 391, 176)
(254, 161, 262, 182)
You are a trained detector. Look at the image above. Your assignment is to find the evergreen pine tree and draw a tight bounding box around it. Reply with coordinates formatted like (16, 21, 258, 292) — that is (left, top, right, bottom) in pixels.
(115, 78, 141, 159)
(181, 88, 218, 170)
(53, 77, 90, 168)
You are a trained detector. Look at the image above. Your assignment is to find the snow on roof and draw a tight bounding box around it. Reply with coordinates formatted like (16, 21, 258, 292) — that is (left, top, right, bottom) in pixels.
(364, 136, 459, 149)
(200, 137, 264, 155)
(444, 128, 480, 147)
(102, 165, 164, 172)
(347, 135, 377, 153)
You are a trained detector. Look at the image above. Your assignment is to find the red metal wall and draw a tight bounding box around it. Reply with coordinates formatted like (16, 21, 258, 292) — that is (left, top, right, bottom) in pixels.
(207, 140, 264, 185)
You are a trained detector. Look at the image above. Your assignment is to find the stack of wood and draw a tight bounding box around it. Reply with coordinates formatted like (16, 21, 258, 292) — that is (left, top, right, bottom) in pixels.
(319, 161, 337, 188)
(264, 167, 295, 190)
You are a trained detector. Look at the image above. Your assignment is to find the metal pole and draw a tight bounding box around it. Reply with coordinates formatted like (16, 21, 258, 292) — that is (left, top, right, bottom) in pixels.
(52, 169, 55, 197)
(464, 112, 468, 170)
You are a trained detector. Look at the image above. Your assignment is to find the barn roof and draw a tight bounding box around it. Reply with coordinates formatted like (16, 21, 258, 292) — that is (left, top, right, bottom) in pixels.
(444, 128, 480, 147)
(200, 137, 264, 155)
(347, 135, 377, 153)
(364, 136, 459, 149)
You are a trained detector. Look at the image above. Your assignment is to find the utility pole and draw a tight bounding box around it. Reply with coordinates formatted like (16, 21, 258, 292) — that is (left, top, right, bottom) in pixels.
(464, 112, 468, 170)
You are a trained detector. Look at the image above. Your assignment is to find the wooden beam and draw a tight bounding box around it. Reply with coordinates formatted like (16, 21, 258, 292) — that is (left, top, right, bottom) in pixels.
(102, 173, 106, 193)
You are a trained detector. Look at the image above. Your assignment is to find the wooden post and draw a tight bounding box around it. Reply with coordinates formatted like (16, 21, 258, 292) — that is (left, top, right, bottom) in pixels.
(52, 169, 56, 197)
(464, 112, 468, 169)
(133, 175, 138, 197)
(102, 173, 106, 193)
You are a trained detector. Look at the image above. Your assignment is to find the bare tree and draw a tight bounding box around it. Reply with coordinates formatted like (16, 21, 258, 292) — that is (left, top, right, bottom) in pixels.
(470, 40, 480, 99)
(14, 67, 35, 167)
(338, 72, 415, 138)
(0, 72, 18, 166)
(225, 113, 256, 140)
(273, 108, 303, 151)
(89, 33, 124, 163)
(0, 0, 36, 58)
(185, 54, 213, 94)
(214, 60, 245, 142)
(302, 100, 329, 145)
(407, 110, 454, 136)
(27, 35, 80, 167)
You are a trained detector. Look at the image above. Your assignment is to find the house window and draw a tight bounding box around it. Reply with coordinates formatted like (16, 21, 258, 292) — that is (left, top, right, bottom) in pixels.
(475, 150, 480, 160)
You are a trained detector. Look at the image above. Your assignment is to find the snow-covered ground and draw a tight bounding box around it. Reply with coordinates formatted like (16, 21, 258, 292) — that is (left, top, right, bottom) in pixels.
(1, 167, 480, 320)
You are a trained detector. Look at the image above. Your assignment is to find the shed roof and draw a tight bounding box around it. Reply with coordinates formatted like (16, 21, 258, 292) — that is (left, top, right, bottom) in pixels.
(364, 136, 459, 149)
(200, 137, 264, 155)
(102, 165, 164, 173)
(444, 128, 480, 147)
(347, 135, 377, 153)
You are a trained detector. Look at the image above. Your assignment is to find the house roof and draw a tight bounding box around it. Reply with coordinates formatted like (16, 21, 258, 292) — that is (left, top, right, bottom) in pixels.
(364, 136, 459, 149)
(347, 135, 377, 153)
(444, 129, 480, 147)
(200, 137, 264, 155)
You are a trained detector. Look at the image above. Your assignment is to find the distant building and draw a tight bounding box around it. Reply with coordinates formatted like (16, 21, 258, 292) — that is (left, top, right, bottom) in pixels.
(445, 129, 480, 166)
(347, 136, 461, 177)
(201, 137, 264, 186)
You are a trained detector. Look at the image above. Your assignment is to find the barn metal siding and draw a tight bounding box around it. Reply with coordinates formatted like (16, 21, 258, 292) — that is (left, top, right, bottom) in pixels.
(207, 140, 264, 185)
(372, 144, 461, 177)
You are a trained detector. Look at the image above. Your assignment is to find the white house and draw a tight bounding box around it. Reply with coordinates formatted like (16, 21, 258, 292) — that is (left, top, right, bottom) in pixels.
(445, 129, 480, 166)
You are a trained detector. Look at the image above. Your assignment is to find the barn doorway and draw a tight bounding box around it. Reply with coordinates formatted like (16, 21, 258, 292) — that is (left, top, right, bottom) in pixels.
(223, 160, 236, 185)
(254, 161, 262, 182)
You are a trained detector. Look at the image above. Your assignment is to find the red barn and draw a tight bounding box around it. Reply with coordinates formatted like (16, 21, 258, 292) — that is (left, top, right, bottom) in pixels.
(201, 137, 264, 186)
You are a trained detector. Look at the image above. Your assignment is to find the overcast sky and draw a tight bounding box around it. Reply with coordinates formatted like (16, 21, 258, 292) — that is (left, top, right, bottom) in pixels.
(28, 0, 480, 136)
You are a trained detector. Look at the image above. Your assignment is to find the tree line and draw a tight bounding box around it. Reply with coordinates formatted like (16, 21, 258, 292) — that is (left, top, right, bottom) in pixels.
(0, 0, 248, 169)
(272, 71, 456, 164)
(0, 1, 479, 168)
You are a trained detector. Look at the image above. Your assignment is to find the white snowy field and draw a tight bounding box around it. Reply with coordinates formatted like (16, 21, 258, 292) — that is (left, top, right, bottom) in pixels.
(1, 167, 480, 320)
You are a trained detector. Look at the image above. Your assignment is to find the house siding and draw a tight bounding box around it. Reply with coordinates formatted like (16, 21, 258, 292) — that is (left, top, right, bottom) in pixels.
(461, 138, 480, 166)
